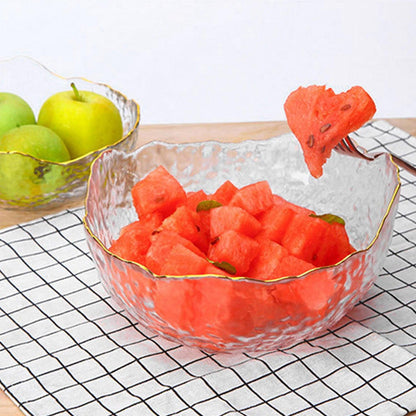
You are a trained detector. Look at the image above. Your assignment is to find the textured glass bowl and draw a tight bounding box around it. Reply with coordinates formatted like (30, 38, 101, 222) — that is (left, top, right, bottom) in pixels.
(0, 56, 140, 209)
(84, 134, 400, 353)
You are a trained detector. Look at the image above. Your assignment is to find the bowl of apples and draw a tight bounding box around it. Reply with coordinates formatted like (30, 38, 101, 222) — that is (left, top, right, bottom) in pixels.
(0, 56, 140, 209)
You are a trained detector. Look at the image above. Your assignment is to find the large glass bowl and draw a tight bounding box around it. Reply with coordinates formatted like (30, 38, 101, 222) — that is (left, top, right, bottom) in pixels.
(0, 56, 140, 209)
(83, 134, 400, 353)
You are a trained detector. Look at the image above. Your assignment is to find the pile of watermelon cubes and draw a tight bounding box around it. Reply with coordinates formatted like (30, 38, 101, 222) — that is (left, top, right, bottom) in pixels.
(109, 165, 355, 280)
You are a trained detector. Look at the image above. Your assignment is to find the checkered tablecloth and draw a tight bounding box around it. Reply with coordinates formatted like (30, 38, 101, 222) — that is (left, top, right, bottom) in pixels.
(1, 121, 416, 416)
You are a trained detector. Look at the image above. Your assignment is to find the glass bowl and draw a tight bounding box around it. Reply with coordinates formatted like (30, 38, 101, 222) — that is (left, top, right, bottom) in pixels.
(0, 56, 140, 209)
(83, 134, 400, 353)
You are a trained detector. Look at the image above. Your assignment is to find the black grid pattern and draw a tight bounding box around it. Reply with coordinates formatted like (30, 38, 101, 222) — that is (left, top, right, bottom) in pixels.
(1, 121, 416, 416)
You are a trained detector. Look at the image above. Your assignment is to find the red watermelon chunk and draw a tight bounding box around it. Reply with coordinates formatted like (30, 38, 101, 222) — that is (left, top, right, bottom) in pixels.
(287, 271, 338, 320)
(131, 165, 187, 218)
(159, 205, 202, 245)
(208, 230, 260, 276)
(153, 276, 196, 334)
(284, 85, 376, 178)
(273, 194, 314, 216)
(211, 180, 238, 205)
(271, 269, 337, 325)
(256, 205, 296, 244)
(247, 239, 288, 280)
(145, 230, 204, 275)
(230, 181, 274, 216)
(190, 277, 254, 342)
(277, 255, 315, 277)
(109, 213, 163, 264)
(313, 221, 355, 267)
(186, 190, 211, 246)
(186, 190, 208, 211)
(281, 213, 328, 264)
(210, 205, 262, 239)
(160, 244, 209, 276)
(109, 224, 149, 264)
(248, 238, 315, 280)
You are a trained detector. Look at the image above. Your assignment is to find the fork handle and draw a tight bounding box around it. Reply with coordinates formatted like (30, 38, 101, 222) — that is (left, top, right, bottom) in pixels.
(389, 153, 416, 176)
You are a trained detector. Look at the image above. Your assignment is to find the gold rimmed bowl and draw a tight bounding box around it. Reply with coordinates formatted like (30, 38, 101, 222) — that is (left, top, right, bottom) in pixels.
(83, 135, 400, 353)
(0, 56, 140, 209)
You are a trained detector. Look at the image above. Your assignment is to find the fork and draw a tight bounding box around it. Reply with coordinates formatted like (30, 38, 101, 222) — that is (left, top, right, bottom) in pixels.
(335, 136, 416, 176)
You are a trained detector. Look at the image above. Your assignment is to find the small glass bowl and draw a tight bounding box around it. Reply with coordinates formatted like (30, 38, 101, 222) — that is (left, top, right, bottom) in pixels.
(0, 56, 140, 209)
(84, 134, 400, 353)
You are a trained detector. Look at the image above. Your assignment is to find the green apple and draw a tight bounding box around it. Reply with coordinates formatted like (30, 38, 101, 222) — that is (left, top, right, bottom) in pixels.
(37, 83, 123, 159)
(0, 124, 70, 201)
(0, 92, 36, 137)
(0, 124, 70, 161)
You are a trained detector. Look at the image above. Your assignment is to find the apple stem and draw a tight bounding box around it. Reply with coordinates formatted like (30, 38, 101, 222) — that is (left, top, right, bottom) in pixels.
(70, 82, 83, 102)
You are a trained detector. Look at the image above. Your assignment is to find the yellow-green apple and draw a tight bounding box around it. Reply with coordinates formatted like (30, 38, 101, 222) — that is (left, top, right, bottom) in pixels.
(0, 92, 36, 137)
(37, 83, 123, 159)
(0, 124, 70, 201)
(0, 124, 70, 161)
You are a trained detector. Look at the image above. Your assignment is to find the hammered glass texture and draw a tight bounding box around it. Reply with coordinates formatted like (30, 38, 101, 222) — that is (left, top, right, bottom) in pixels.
(84, 135, 400, 353)
(0, 56, 140, 209)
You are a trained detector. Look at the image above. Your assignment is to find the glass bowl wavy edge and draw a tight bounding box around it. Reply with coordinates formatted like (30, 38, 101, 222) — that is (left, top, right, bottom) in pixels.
(0, 55, 140, 209)
(83, 134, 401, 353)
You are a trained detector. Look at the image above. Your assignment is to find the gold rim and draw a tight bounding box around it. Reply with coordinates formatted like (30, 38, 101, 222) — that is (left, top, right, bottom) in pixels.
(83, 141, 401, 285)
(0, 55, 140, 165)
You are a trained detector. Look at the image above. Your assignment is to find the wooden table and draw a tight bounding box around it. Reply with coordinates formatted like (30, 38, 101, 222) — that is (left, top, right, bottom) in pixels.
(1, 118, 416, 415)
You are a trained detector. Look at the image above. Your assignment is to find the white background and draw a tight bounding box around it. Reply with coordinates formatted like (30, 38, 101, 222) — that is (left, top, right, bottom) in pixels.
(0, 0, 415, 125)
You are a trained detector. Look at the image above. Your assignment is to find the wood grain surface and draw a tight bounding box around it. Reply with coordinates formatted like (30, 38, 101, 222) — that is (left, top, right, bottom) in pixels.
(1, 118, 416, 416)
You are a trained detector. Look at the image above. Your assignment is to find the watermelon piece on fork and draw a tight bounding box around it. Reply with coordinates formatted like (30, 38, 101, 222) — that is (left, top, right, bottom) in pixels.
(284, 85, 376, 178)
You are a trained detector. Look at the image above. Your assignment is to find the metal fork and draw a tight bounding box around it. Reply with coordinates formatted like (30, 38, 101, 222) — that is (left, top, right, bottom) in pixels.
(335, 136, 416, 176)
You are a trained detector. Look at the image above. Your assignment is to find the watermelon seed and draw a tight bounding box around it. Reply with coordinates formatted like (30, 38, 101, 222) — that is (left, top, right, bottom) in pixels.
(320, 123, 331, 133)
(341, 104, 351, 111)
(210, 236, 220, 245)
(154, 196, 165, 203)
(321, 145, 326, 153)
(306, 134, 315, 147)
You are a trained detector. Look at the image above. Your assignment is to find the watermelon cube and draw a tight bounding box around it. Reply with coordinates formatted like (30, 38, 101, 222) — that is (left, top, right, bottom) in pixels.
(109, 214, 163, 264)
(131, 165, 187, 218)
(287, 271, 338, 320)
(153, 276, 196, 334)
(160, 206, 202, 245)
(230, 180, 274, 216)
(281, 213, 328, 264)
(314, 222, 355, 266)
(208, 229, 260, 275)
(186, 190, 208, 211)
(211, 180, 238, 205)
(247, 239, 288, 280)
(186, 190, 211, 248)
(190, 277, 252, 342)
(269, 268, 337, 327)
(160, 244, 208, 276)
(256, 205, 296, 244)
(273, 194, 314, 216)
(145, 230, 204, 275)
(276, 255, 315, 277)
(210, 205, 262, 239)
